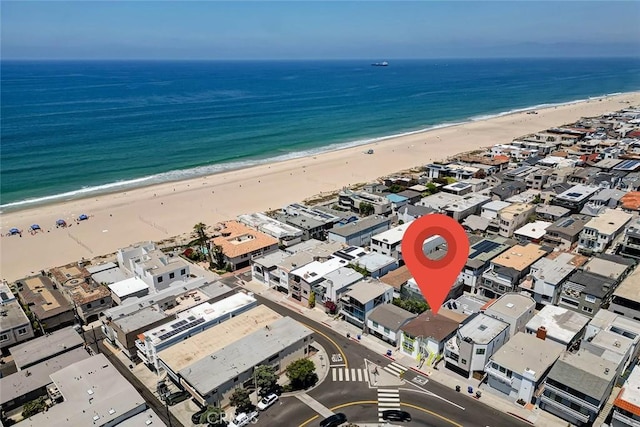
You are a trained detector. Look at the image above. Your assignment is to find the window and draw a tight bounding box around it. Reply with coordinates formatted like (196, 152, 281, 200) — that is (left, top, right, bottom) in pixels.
(233, 377, 239, 383)
(181, 269, 186, 275)
(100, 299, 105, 304)
(0, 334, 7, 342)
(86, 303, 92, 309)
(372, 321, 379, 328)
(268, 354, 279, 362)
(384, 327, 390, 334)
(461, 359, 467, 365)
(476, 348, 485, 355)
(17, 328, 27, 335)
(585, 295, 596, 304)
(582, 306, 593, 314)
(169, 272, 175, 279)
(158, 276, 164, 283)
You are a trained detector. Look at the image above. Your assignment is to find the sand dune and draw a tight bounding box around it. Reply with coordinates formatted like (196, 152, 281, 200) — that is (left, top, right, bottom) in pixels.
(1, 92, 639, 281)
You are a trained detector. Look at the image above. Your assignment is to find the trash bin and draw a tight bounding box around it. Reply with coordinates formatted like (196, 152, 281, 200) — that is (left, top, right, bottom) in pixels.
(357, 334, 361, 340)
(386, 350, 392, 357)
(468, 386, 473, 394)
(455, 385, 461, 392)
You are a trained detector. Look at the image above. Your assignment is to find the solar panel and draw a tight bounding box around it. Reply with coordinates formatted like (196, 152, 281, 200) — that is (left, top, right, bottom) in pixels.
(557, 218, 575, 228)
(171, 320, 188, 329)
(469, 241, 501, 259)
(615, 160, 640, 171)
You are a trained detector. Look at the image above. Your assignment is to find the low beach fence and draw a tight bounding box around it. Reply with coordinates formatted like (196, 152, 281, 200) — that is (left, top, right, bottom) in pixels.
(139, 216, 168, 235)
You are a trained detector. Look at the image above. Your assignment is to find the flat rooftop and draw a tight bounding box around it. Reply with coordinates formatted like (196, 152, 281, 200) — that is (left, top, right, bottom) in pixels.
(343, 280, 392, 303)
(10, 326, 84, 369)
(17, 275, 73, 320)
(548, 351, 618, 401)
(0, 300, 30, 331)
(458, 313, 509, 344)
(614, 365, 640, 417)
(530, 252, 581, 286)
(108, 276, 149, 298)
(20, 354, 146, 427)
(356, 253, 397, 271)
(291, 257, 349, 283)
(329, 216, 389, 237)
(466, 237, 515, 269)
(514, 221, 552, 239)
(484, 293, 535, 319)
(526, 305, 590, 344)
(252, 250, 289, 269)
(159, 305, 282, 373)
(491, 243, 547, 271)
(612, 267, 640, 302)
(179, 317, 313, 396)
(584, 209, 633, 235)
(490, 332, 564, 380)
(372, 221, 413, 245)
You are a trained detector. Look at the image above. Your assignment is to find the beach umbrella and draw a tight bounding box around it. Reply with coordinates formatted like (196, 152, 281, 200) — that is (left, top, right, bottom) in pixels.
(78, 214, 88, 221)
(31, 224, 41, 231)
(9, 228, 20, 235)
(56, 219, 66, 226)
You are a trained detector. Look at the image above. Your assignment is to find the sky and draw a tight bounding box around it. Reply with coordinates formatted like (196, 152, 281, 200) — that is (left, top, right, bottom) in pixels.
(2, 1, 639, 60)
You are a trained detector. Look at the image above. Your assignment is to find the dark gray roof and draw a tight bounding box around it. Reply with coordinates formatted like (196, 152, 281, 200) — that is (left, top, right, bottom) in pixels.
(567, 271, 615, 298)
(397, 189, 422, 200)
(545, 183, 573, 195)
(595, 253, 636, 267)
(367, 304, 417, 331)
(400, 310, 461, 341)
(545, 214, 592, 238)
(398, 204, 436, 218)
(328, 216, 389, 237)
(547, 351, 617, 401)
(490, 182, 526, 199)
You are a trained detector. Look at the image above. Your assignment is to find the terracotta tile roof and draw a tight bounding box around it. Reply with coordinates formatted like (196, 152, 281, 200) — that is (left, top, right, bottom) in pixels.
(211, 221, 278, 258)
(480, 299, 497, 311)
(379, 265, 412, 290)
(621, 191, 640, 211)
(614, 387, 640, 416)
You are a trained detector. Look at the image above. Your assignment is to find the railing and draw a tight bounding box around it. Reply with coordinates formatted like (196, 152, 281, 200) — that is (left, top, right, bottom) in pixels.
(540, 394, 591, 424)
(542, 383, 600, 413)
(485, 367, 513, 386)
(612, 409, 640, 427)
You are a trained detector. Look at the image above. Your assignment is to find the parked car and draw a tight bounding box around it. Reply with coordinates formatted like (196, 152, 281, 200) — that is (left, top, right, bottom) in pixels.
(191, 406, 208, 424)
(257, 393, 279, 411)
(381, 410, 412, 422)
(228, 411, 258, 427)
(319, 412, 347, 427)
(165, 391, 190, 406)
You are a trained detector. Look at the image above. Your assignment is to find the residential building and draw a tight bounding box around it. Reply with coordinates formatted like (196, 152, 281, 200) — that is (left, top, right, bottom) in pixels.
(581, 328, 636, 376)
(0, 284, 34, 350)
(0, 348, 90, 413)
(10, 326, 83, 370)
(354, 253, 399, 278)
(620, 218, 640, 259)
(14, 275, 75, 332)
(578, 209, 633, 254)
(399, 309, 467, 365)
(496, 203, 535, 238)
(621, 191, 640, 213)
(483, 293, 536, 338)
(505, 189, 541, 205)
(274, 241, 343, 294)
(443, 193, 491, 222)
(339, 279, 394, 329)
(416, 192, 464, 211)
(117, 241, 190, 290)
(250, 250, 289, 290)
(514, 221, 553, 244)
(50, 262, 112, 324)
(321, 267, 364, 303)
(327, 216, 391, 247)
(397, 204, 435, 224)
(610, 267, 640, 321)
(379, 266, 412, 299)
(540, 351, 618, 426)
(100, 279, 233, 360)
(481, 200, 511, 221)
(425, 163, 477, 180)
(535, 205, 570, 222)
(366, 304, 416, 346)
(386, 193, 409, 211)
(551, 184, 601, 212)
(87, 262, 129, 285)
(19, 354, 149, 427)
(489, 181, 527, 201)
(442, 181, 474, 196)
(158, 307, 312, 407)
(444, 313, 510, 378)
(211, 221, 279, 271)
(290, 257, 350, 304)
(485, 332, 564, 404)
(611, 365, 640, 427)
(397, 189, 424, 204)
(108, 277, 150, 305)
(338, 189, 392, 215)
(543, 214, 592, 250)
(519, 252, 585, 307)
(135, 293, 257, 371)
(237, 212, 304, 247)
(370, 221, 413, 260)
(525, 305, 590, 349)
(457, 236, 515, 294)
(479, 243, 548, 299)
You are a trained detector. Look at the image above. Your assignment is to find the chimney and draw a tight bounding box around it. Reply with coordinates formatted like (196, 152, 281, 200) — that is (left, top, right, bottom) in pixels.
(536, 326, 547, 341)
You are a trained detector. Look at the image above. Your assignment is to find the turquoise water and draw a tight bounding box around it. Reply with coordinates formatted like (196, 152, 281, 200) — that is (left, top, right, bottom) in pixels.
(2, 58, 640, 210)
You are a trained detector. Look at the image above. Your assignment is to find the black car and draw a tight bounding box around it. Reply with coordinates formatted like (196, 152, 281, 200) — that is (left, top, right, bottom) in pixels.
(191, 407, 208, 424)
(319, 412, 347, 427)
(382, 410, 412, 422)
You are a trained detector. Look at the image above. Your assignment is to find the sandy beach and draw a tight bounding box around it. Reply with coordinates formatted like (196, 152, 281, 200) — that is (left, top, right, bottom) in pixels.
(1, 92, 639, 281)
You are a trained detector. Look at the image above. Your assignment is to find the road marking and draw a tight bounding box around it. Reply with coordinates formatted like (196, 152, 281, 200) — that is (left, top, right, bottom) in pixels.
(400, 386, 466, 410)
(332, 369, 336, 381)
(330, 367, 368, 382)
(301, 322, 349, 369)
(344, 368, 350, 381)
(298, 401, 463, 427)
(413, 374, 429, 385)
(357, 369, 363, 382)
(378, 388, 401, 422)
(384, 361, 407, 377)
(338, 369, 343, 381)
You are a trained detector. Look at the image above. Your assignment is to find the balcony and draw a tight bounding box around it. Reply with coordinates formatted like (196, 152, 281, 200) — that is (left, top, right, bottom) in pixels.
(543, 383, 600, 414)
(485, 366, 514, 386)
(612, 409, 640, 427)
(135, 339, 146, 354)
(540, 394, 590, 424)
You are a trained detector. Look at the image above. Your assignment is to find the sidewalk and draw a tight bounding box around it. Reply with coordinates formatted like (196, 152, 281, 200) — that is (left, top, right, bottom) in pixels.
(242, 280, 569, 427)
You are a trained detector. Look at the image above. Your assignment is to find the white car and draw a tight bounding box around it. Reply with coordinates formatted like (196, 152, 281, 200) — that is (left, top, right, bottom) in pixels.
(228, 411, 258, 427)
(257, 393, 279, 411)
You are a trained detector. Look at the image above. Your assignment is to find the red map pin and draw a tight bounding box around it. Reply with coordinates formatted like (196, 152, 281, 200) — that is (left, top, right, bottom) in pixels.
(401, 214, 469, 315)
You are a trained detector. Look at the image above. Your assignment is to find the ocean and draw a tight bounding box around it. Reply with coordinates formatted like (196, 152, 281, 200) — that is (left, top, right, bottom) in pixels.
(2, 58, 640, 211)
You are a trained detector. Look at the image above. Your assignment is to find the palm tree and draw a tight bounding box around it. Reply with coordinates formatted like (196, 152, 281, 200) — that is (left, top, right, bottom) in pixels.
(212, 244, 227, 270)
(193, 222, 215, 269)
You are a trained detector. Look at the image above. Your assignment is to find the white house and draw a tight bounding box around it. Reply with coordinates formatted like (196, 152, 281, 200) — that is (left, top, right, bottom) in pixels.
(578, 209, 633, 254)
(366, 304, 416, 346)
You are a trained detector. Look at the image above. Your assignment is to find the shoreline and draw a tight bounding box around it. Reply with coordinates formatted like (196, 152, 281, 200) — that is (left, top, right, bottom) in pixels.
(1, 91, 639, 282)
(1, 91, 632, 213)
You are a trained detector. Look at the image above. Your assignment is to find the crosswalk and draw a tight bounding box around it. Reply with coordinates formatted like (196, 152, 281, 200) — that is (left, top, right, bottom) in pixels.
(383, 361, 407, 378)
(377, 388, 401, 422)
(330, 367, 369, 382)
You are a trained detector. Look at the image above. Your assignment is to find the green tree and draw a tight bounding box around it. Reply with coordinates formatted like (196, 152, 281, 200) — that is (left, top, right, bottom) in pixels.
(308, 292, 316, 309)
(393, 298, 430, 314)
(359, 202, 375, 216)
(388, 184, 405, 193)
(212, 244, 227, 270)
(286, 359, 318, 390)
(229, 387, 253, 413)
(254, 365, 278, 395)
(21, 397, 47, 418)
(200, 406, 225, 426)
(193, 222, 215, 269)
